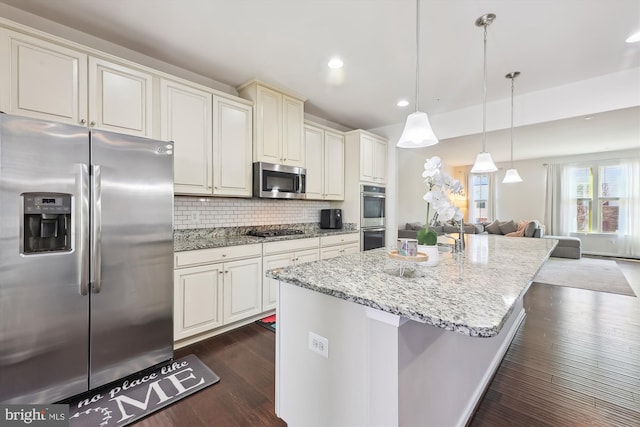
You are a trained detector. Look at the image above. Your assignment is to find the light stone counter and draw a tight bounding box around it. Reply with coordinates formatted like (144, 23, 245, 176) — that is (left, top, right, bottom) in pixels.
(174, 223, 358, 252)
(269, 234, 558, 337)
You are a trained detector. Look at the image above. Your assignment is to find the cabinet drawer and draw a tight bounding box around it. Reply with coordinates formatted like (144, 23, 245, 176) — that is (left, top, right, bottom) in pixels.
(320, 233, 359, 247)
(263, 237, 319, 255)
(175, 244, 262, 268)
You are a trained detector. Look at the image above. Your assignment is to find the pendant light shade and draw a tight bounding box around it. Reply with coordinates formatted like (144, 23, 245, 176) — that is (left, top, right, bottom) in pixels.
(503, 168, 523, 183)
(471, 13, 497, 173)
(502, 71, 523, 183)
(396, 0, 438, 148)
(397, 112, 438, 148)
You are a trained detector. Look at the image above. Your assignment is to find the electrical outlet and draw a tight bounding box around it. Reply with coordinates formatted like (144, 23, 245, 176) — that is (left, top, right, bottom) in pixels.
(190, 211, 201, 223)
(308, 331, 329, 358)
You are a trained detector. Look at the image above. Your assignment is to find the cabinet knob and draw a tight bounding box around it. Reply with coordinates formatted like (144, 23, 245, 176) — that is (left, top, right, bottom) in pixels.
(89, 121, 96, 127)
(79, 119, 86, 125)
(225, 270, 229, 274)
(222, 254, 227, 257)
(219, 271, 224, 274)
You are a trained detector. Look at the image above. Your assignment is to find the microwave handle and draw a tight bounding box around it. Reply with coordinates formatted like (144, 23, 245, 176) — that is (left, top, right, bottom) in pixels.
(362, 193, 386, 198)
(297, 175, 305, 193)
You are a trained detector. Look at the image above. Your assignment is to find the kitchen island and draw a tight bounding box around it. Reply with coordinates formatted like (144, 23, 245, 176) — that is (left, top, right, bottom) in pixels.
(269, 234, 558, 427)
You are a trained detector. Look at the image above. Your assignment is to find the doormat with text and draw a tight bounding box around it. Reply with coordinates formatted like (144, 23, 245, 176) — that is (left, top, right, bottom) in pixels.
(66, 354, 219, 427)
(256, 314, 276, 332)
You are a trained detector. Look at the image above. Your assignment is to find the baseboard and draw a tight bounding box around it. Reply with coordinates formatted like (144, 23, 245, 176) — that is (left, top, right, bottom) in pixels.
(174, 309, 276, 349)
(457, 307, 526, 427)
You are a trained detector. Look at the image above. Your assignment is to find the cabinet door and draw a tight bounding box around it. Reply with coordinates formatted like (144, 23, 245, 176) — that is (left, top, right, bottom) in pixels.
(304, 125, 324, 199)
(373, 138, 387, 183)
(320, 246, 343, 260)
(324, 130, 345, 200)
(342, 242, 360, 256)
(255, 85, 282, 163)
(160, 79, 213, 195)
(213, 97, 252, 196)
(360, 135, 375, 182)
(262, 252, 296, 311)
(174, 264, 223, 340)
(223, 258, 262, 324)
(88, 57, 154, 137)
(282, 95, 305, 167)
(295, 249, 320, 265)
(0, 29, 88, 125)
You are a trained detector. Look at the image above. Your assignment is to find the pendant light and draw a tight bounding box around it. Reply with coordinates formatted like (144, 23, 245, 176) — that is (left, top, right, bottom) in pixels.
(502, 71, 523, 183)
(470, 13, 498, 173)
(397, 0, 438, 148)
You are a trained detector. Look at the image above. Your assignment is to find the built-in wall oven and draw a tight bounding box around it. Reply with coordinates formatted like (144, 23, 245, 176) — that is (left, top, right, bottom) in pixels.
(361, 185, 386, 251)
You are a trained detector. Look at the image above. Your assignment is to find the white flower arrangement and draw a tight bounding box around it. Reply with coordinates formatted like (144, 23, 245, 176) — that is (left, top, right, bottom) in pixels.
(422, 156, 464, 225)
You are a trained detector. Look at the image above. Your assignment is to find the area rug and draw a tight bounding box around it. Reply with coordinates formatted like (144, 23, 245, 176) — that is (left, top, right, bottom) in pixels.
(66, 354, 219, 427)
(256, 314, 276, 332)
(533, 257, 636, 297)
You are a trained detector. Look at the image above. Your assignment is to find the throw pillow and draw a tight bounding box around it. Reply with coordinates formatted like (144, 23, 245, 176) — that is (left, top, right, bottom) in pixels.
(499, 220, 518, 234)
(524, 220, 539, 237)
(406, 222, 423, 231)
(484, 220, 502, 234)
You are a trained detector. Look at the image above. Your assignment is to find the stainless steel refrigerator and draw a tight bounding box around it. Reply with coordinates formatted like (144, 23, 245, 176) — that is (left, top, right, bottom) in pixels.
(0, 114, 174, 404)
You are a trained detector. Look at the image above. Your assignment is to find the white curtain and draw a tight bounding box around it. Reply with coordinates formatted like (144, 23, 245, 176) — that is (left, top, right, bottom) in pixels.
(544, 163, 576, 236)
(621, 158, 640, 257)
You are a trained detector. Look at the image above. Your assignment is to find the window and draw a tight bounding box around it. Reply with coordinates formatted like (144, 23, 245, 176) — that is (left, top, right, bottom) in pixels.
(469, 174, 489, 223)
(568, 164, 627, 233)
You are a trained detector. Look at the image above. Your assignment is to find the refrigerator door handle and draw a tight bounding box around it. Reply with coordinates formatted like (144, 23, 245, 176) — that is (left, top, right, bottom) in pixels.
(91, 165, 103, 294)
(79, 164, 90, 296)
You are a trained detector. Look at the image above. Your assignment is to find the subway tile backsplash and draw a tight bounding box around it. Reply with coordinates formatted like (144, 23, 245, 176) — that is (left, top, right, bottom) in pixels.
(174, 196, 332, 229)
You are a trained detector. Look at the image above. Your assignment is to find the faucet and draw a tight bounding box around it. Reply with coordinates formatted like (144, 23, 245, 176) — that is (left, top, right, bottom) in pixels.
(444, 234, 464, 253)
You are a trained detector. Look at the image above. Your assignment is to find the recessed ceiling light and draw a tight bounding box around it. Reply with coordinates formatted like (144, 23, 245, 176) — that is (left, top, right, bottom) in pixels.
(397, 100, 409, 107)
(626, 31, 640, 43)
(584, 116, 594, 120)
(328, 57, 344, 69)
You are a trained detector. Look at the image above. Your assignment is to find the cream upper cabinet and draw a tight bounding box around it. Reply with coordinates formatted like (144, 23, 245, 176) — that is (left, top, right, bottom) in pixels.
(0, 29, 154, 136)
(212, 96, 253, 197)
(0, 28, 88, 126)
(345, 130, 387, 185)
(237, 80, 305, 167)
(304, 122, 344, 200)
(160, 79, 213, 195)
(88, 57, 154, 137)
(360, 134, 387, 184)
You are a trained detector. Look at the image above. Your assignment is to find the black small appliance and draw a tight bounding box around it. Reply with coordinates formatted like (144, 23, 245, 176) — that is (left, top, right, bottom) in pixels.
(320, 209, 342, 229)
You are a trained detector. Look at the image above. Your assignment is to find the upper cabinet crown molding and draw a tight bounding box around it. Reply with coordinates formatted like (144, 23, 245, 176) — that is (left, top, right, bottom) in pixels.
(236, 79, 307, 103)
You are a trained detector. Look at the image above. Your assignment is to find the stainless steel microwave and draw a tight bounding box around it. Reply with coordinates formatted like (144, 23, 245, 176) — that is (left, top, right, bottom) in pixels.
(253, 162, 306, 199)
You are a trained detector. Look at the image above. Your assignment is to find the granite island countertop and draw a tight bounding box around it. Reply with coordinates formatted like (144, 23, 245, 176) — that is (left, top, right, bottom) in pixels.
(174, 224, 359, 252)
(268, 234, 558, 337)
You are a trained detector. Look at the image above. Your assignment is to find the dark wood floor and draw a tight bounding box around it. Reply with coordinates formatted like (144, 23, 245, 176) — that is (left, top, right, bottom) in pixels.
(138, 260, 640, 426)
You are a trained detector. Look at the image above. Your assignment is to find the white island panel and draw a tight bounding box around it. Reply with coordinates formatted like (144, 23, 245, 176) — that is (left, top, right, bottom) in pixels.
(273, 235, 558, 426)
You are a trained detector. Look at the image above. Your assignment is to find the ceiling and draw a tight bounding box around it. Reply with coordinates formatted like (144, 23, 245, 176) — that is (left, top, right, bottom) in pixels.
(1, 0, 639, 161)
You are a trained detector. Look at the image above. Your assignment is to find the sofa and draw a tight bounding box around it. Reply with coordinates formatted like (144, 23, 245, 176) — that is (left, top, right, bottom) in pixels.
(399, 219, 581, 259)
(398, 221, 485, 240)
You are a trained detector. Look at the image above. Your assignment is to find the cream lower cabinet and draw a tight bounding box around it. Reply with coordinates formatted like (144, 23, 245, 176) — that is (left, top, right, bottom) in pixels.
(304, 122, 345, 200)
(0, 28, 154, 136)
(262, 238, 320, 311)
(174, 244, 262, 341)
(320, 233, 360, 260)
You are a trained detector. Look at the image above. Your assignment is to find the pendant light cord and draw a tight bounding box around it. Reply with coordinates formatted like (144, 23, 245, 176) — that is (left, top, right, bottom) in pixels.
(510, 75, 514, 168)
(482, 23, 488, 152)
(415, 0, 420, 112)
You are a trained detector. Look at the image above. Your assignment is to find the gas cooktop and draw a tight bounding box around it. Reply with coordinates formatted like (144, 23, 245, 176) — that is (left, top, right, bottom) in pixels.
(246, 229, 304, 238)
